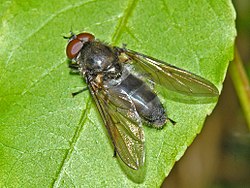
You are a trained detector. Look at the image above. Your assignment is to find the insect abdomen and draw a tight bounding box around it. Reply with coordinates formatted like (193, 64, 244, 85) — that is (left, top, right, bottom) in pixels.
(118, 73, 166, 127)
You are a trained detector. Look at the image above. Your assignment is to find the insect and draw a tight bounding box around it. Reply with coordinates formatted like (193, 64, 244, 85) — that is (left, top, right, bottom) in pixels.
(65, 32, 219, 170)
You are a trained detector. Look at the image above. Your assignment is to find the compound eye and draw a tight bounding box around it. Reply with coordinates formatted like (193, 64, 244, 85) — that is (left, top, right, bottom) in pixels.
(66, 39, 83, 59)
(76, 33, 95, 43)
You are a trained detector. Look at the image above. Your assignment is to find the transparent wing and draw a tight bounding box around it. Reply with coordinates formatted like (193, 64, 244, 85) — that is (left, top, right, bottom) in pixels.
(87, 78, 144, 170)
(120, 48, 219, 97)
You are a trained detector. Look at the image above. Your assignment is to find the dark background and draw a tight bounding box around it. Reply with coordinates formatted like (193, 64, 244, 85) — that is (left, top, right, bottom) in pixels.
(162, 1, 250, 187)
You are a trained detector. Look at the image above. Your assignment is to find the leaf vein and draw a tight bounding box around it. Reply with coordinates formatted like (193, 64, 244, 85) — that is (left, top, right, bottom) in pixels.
(6, 0, 96, 65)
(111, 0, 139, 43)
(52, 96, 91, 188)
(21, 60, 64, 95)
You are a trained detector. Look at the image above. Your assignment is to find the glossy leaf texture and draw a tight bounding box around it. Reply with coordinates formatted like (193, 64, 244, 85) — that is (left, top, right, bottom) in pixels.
(0, 0, 236, 187)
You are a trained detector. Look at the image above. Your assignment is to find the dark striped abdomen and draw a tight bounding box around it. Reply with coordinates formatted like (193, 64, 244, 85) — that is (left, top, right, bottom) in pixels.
(116, 73, 166, 127)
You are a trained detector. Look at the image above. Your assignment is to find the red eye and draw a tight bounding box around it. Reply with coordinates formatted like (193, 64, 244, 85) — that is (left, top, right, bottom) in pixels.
(76, 33, 95, 43)
(66, 32, 95, 59)
(66, 39, 83, 59)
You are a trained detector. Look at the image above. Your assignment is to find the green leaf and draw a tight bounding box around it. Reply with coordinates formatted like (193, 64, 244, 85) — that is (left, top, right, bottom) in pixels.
(0, 0, 236, 187)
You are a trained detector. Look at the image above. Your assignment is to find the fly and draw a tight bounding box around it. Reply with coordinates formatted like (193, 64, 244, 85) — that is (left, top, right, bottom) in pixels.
(65, 32, 219, 170)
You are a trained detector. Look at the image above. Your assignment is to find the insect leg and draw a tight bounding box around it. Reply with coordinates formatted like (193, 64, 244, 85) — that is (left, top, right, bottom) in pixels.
(69, 63, 79, 69)
(72, 87, 88, 97)
(113, 149, 117, 158)
(69, 63, 80, 74)
(168, 117, 176, 125)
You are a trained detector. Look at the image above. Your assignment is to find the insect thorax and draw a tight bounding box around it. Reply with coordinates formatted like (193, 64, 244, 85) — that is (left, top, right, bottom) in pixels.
(78, 41, 122, 76)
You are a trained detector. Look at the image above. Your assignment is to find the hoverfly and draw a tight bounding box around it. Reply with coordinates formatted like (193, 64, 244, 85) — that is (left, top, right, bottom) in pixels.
(65, 32, 219, 170)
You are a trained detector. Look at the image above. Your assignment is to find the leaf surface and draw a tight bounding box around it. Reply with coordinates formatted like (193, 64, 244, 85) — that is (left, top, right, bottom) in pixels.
(0, 0, 236, 187)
